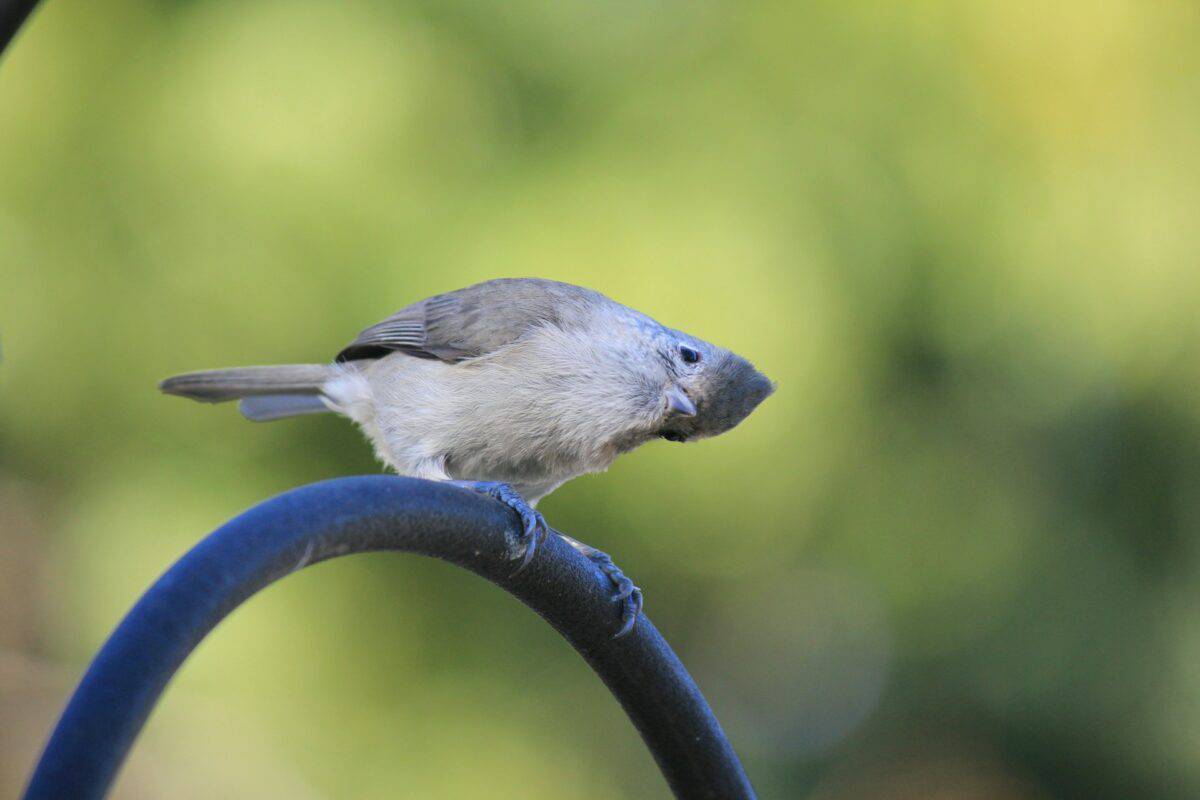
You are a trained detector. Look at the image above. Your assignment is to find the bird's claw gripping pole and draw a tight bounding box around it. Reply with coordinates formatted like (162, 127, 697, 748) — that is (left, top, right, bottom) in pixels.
(22, 476, 756, 800)
(446, 479, 644, 636)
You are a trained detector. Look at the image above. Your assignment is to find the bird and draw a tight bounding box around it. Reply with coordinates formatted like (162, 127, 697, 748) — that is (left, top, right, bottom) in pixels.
(160, 277, 775, 636)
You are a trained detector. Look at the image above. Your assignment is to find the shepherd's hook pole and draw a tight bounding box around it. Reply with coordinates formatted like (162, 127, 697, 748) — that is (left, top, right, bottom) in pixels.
(23, 476, 756, 799)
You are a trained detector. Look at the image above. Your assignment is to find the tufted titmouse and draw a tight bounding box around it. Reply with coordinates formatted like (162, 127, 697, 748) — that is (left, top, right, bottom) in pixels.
(161, 278, 774, 634)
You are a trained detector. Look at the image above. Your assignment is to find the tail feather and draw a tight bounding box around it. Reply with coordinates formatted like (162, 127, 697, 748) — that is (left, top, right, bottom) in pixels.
(159, 365, 334, 403)
(238, 394, 331, 422)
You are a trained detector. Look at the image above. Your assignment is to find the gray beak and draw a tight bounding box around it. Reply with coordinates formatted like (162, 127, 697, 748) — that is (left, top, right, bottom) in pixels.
(666, 386, 697, 417)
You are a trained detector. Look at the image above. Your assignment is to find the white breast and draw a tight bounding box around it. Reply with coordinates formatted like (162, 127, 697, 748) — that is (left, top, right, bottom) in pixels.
(320, 322, 661, 503)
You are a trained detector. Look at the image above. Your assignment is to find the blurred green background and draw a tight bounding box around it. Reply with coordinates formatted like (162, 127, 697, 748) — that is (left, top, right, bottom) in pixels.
(3, 0, 1200, 797)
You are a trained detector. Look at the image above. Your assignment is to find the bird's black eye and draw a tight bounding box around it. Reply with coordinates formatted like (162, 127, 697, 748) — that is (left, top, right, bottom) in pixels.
(679, 345, 701, 364)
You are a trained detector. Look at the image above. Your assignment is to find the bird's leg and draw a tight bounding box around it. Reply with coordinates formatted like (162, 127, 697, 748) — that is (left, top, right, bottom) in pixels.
(444, 480, 641, 637)
(446, 481, 548, 574)
(556, 532, 643, 639)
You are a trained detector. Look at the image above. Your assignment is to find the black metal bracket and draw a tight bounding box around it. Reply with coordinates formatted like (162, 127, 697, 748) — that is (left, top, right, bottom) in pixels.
(0, 0, 40, 57)
(23, 476, 756, 799)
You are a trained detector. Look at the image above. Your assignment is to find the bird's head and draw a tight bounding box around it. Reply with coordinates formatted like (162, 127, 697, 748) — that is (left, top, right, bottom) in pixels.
(653, 334, 775, 444)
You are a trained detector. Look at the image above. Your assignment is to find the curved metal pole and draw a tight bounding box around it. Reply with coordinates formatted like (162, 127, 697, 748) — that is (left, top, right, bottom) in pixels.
(23, 476, 756, 799)
(0, 0, 41, 57)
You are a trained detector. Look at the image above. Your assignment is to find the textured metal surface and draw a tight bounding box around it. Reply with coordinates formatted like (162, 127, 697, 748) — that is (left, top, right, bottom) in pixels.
(23, 476, 756, 799)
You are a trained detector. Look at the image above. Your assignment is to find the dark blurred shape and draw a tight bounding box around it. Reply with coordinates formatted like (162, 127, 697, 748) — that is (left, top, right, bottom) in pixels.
(0, 0, 40, 56)
(1045, 395, 1197, 575)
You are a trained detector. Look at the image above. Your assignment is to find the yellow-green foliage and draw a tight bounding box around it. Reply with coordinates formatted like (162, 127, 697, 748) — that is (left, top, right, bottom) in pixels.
(3, 1, 1199, 797)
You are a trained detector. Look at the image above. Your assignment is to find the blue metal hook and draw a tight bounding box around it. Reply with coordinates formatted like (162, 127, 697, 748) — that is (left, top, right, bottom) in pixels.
(23, 476, 756, 799)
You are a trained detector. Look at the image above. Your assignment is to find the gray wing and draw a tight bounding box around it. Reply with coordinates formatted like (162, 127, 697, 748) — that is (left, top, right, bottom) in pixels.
(335, 278, 607, 363)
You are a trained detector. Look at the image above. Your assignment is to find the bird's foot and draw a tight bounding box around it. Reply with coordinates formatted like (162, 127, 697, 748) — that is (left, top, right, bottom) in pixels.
(559, 534, 643, 639)
(448, 481, 548, 574)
